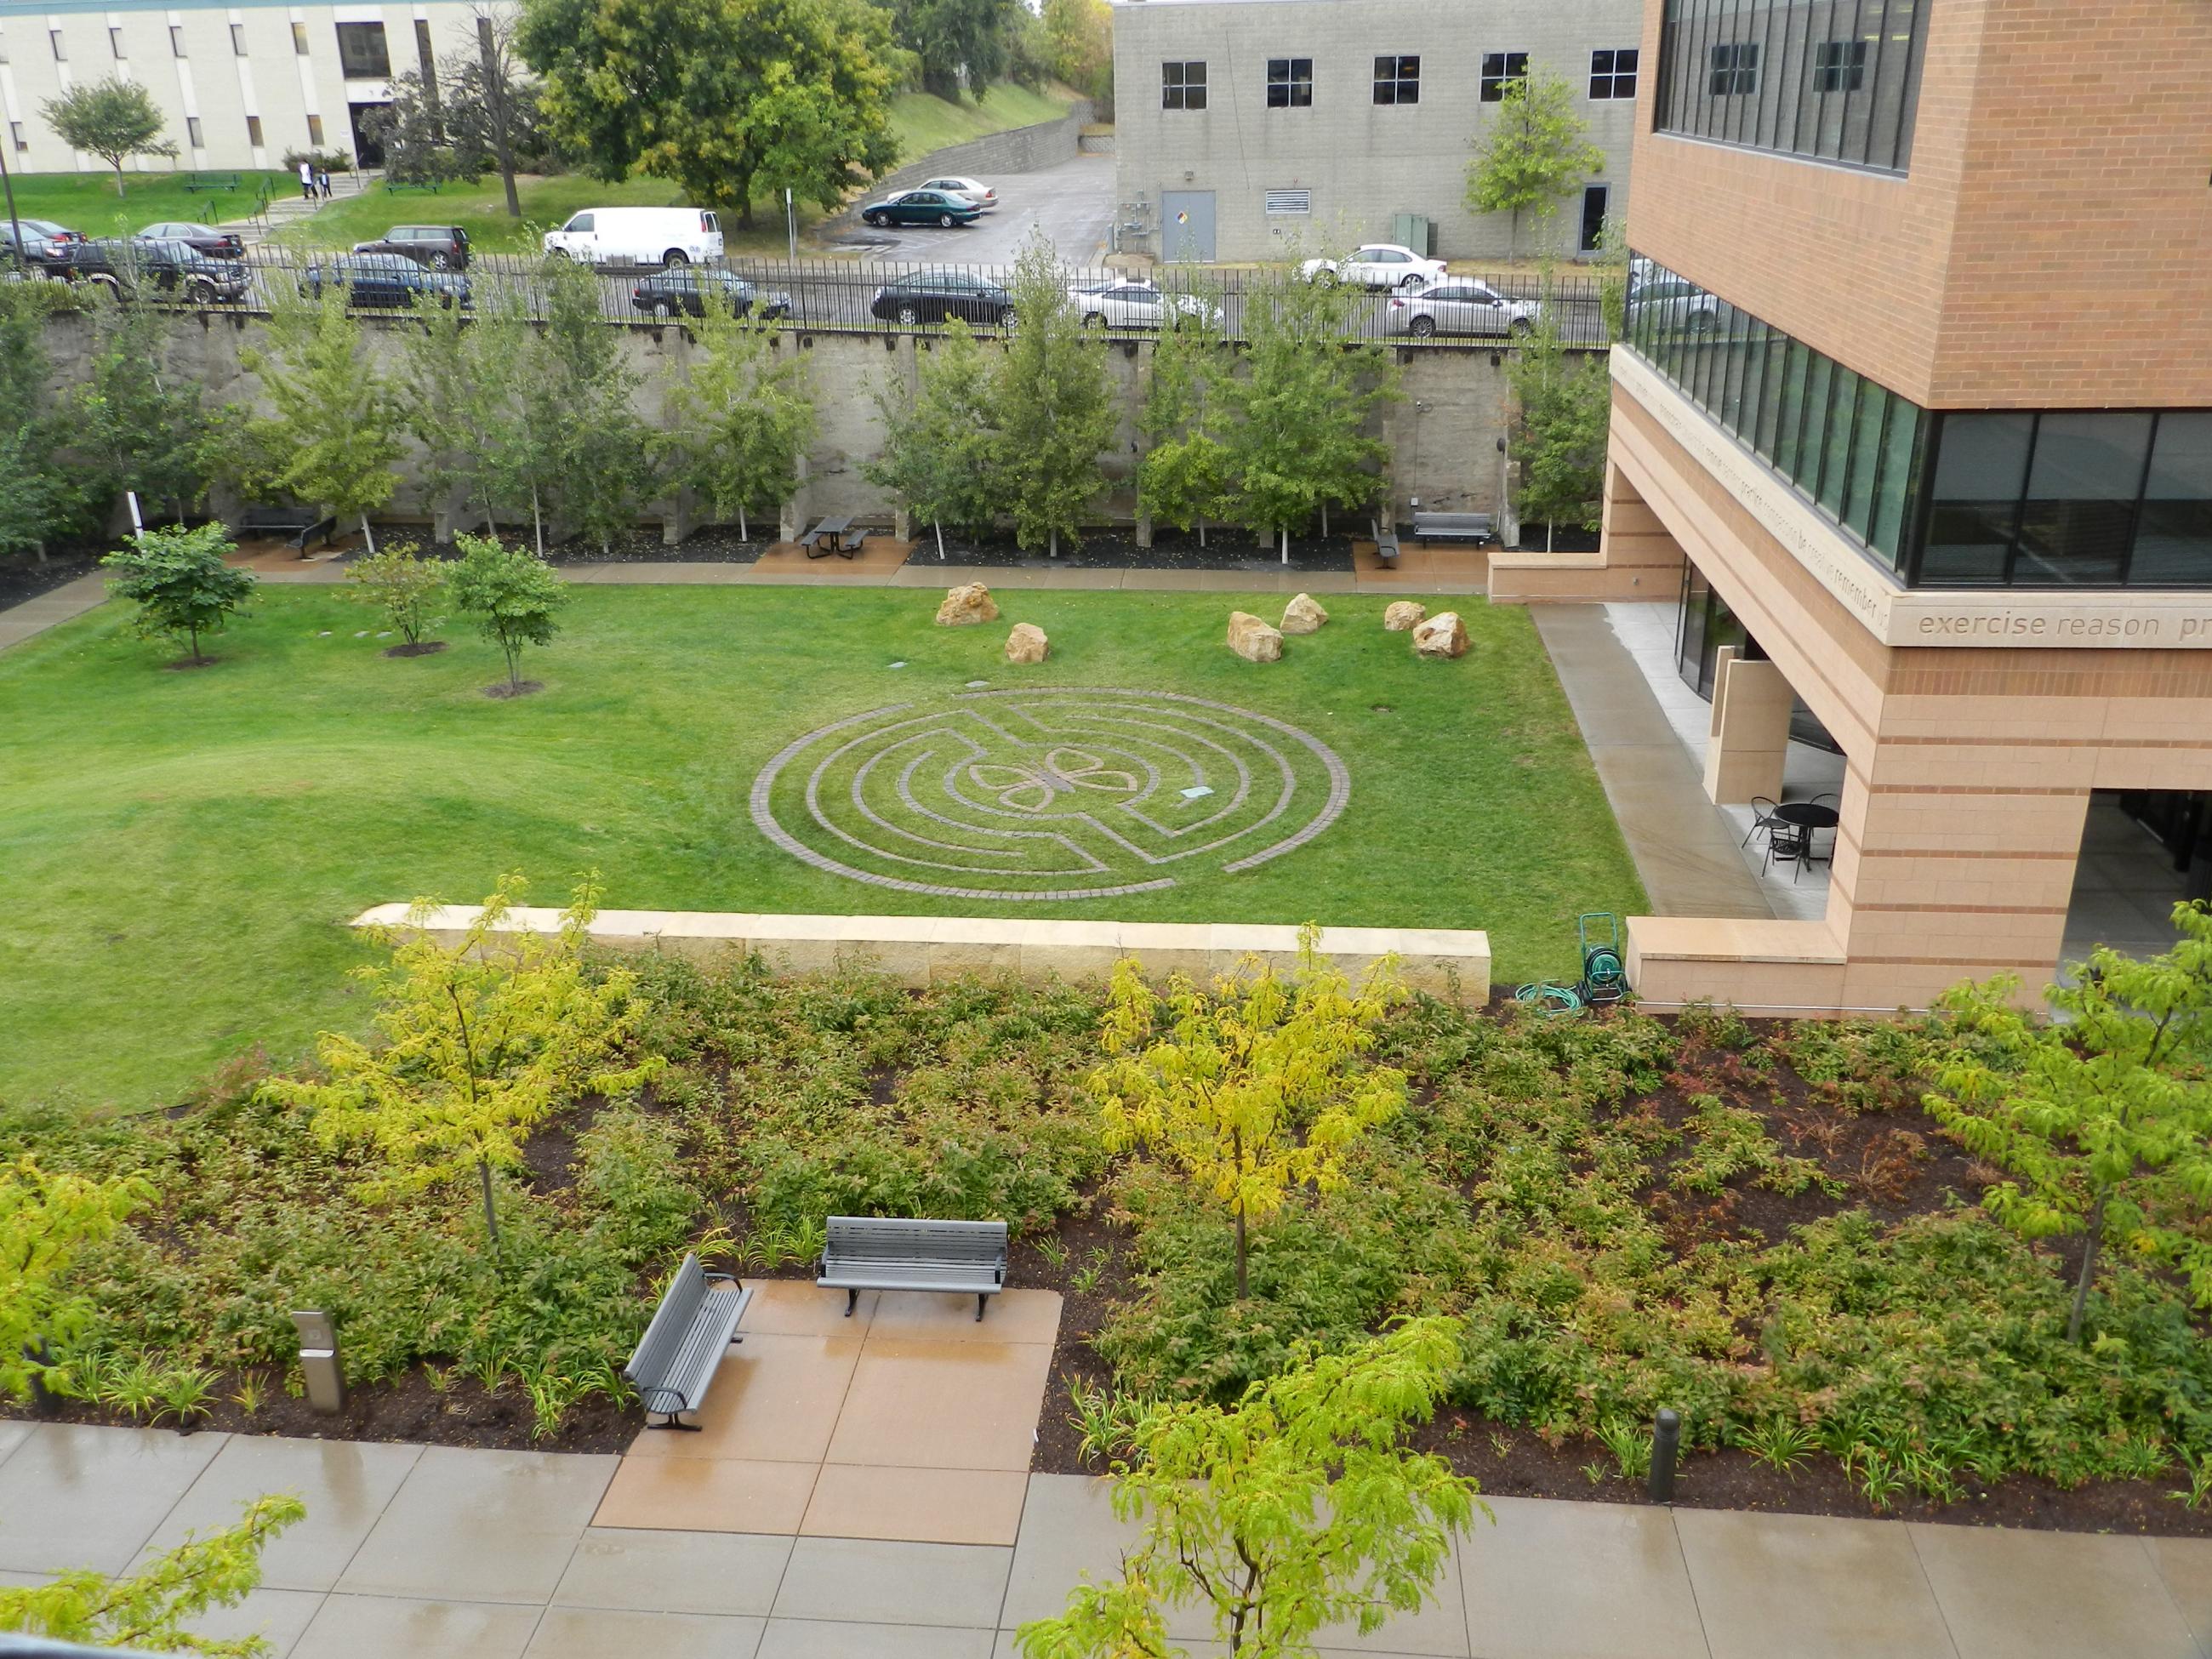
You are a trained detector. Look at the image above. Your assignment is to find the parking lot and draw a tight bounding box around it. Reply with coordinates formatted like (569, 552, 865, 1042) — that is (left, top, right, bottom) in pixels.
(829, 152, 1117, 265)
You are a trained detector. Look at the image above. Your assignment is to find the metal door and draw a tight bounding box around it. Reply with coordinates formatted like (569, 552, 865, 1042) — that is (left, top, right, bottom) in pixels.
(1160, 191, 1216, 262)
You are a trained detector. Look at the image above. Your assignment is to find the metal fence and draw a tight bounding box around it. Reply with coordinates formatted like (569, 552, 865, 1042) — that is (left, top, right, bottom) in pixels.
(26, 245, 1617, 350)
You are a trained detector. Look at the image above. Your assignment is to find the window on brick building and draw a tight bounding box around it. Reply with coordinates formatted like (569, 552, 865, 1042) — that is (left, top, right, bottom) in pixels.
(1267, 57, 1312, 107)
(1374, 54, 1420, 104)
(1589, 48, 1638, 99)
(1161, 60, 1206, 111)
(1707, 42, 1759, 95)
(1479, 51, 1525, 102)
(1813, 39, 1867, 93)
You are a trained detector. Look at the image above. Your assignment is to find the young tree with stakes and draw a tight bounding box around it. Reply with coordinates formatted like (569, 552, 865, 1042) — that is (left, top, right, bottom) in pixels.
(39, 78, 178, 197)
(863, 319, 1003, 559)
(267, 875, 656, 1251)
(1016, 1320, 1483, 1659)
(0, 1155, 151, 1407)
(994, 231, 1115, 556)
(400, 287, 519, 537)
(1088, 932, 1409, 1300)
(447, 531, 569, 693)
(1505, 315, 1609, 549)
(1136, 283, 1233, 548)
(76, 294, 212, 527)
(1465, 66, 1605, 261)
(239, 288, 405, 552)
(347, 542, 446, 651)
(663, 288, 818, 542)
(1925, 904, 2212, 1344)
(100, 523, 257, 666)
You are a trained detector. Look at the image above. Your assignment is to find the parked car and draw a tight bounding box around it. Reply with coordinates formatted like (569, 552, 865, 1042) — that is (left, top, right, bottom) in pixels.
(1298, 243, 1447, 292)
(136, 221, 244, 259)
(63, 238, 249, 303)
(1, 219, 88, 275)
(1623, 271, 1722, 336)
(351, 224, 470, 271)
(1385, 280, 1539, 339)
(630, 267, 791, 321)
(869, 271, 1013, 327)
(302, 254, 470, 309)
(858, 190, 983, 230)
(917, 175, 998, 210)
(1069, 278, 1220, 330)
(542, 208, 722, 267)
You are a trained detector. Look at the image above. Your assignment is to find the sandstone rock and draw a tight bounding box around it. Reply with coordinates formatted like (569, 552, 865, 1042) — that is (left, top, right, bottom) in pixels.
(1412, 611, 1469, 659)
(1226, 611, 1284, 664)
(1382, 600, 1428, 631)
(1006, 622, 1049, 664)
(1280, 592, 1329, 635)
(935, 583, 999, 626)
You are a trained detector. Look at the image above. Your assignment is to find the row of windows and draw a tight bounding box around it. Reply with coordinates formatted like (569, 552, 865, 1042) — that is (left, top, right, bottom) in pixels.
(6, 18, 391, 76)
(1163, 48, 1639, 111)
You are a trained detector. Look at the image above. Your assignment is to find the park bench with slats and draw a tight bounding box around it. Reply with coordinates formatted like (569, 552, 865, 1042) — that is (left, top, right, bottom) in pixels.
(818, 1217, 1008, 1321)
(623, 1251, 755, 1429)
(1411, 510, 1495, 545)
(1371, 516, 1401, 567)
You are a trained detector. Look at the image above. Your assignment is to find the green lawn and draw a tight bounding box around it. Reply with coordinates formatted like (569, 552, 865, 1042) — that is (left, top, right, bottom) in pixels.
(0, 584, 1643, 1109)
(2, 170, 294, 238)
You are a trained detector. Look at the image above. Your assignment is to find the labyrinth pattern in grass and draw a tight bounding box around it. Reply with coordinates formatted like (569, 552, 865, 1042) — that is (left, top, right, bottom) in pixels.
(750, 688, 1351, 900)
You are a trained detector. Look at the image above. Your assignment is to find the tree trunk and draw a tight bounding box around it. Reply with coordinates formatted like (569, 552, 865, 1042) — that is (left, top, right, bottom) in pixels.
(1280, 527, 1289, 565)
(186, 621, 202, 665)
(111, 163, 127, 199)
(1546, 519, 1554, 551)
(738, 504, 748, 541)
(476, 1157, 502, 1250)
(360, 512, 378, 555)
(531, 484, 544, 557)
(1234, 1202, 1248, 1301)
(1320, 503, 1330, 539)
(1198, 518, 1206, 548)
(1050, 527, 1059, 559)
(2067, 1191, 2110, 1344)
(507, 638, 522, 691)
(934, 519, 945, 561)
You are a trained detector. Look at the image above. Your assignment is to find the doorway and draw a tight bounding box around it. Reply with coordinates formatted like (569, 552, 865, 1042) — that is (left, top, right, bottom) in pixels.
(1579, 185, 1609, 254)
(1160, 190, 1216, 262)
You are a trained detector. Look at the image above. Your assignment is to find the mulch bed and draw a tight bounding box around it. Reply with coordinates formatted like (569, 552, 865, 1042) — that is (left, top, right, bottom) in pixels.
(926, 527, 1361, 574)
(0, 555, 100, 611)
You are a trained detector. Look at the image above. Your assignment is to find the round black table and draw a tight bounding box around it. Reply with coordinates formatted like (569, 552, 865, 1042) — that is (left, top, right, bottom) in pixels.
(1770, 801, 1839, 831)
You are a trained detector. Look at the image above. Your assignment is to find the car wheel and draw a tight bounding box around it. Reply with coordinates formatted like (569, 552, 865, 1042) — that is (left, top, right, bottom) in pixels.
(1508, 317, 1535, 339)
(862, 212, 881, 228)
(548, 248, 572, 260)
(1081, 311, 1104, 328)
(998, 306, 1017, 330)
(663, 249, 689, 268)
(1314, 268, 1338, 286)
(1410, 316, 1436, 339)
(1689, 309, 1717, 335)
(1400, 274, 1427, 291)
(657, 299, 681, 320)
(897, 303, 921, 327)
(938, 214, 955, 229)
(186, 277, 217, 305)
(430, 252, 453, 271)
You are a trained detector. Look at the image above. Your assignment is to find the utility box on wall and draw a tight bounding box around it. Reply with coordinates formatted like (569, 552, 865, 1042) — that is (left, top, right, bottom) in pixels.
(1392, 214, 1436, 256)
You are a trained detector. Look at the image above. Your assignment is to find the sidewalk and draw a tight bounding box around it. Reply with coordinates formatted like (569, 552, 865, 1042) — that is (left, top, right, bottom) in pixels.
(0, 573, 108, 653)
(3, 1418, 2209, 1659)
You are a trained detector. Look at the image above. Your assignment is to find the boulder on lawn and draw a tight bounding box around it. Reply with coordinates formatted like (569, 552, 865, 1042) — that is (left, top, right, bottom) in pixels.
(935, 583, 1000, 626)
(1382, 600, 1428, 632)
(1412, 611, 1468, 659)
(1006, 622, 1049, 664)
(1227, 611, 1284, 664)
(1280, 592, 1329, 635)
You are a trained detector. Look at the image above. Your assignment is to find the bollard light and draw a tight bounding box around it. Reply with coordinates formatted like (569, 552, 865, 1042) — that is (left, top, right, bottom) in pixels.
(291, 1309, 346, 1416)
(1647, 1407, 1681, 1504)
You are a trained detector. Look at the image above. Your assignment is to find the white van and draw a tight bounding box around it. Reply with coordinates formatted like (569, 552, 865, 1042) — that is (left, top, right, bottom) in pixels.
(541, 208, 724, 267)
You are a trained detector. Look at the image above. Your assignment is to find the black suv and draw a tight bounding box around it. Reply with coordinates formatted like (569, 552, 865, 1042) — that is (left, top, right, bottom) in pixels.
(2, 219, 88, 276)
(303, 254, 471, 309)
(868, 271, 1014, 328)
(350, 225, 471, 271)
(630, 268, 791, 321)
(63, 238, 248, 303)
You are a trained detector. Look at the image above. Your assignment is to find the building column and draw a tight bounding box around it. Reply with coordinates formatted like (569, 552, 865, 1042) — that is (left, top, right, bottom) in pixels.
(1488, 442, 1687, 603)
(1702, 656, 1792, 804)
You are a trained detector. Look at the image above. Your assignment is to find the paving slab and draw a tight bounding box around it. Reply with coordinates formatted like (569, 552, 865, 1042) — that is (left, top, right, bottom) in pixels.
(801, 1463, 1029, 1546)
(1314, 1536, 1471, 1656)
(865, 1289, 1063, 1346)
(290, 1592, 543, 1659)
(524, 1605, 768, 1658)
(771, 1536, 1012, 1628)
(0, 573, 108, 652)
(1907, 1525, 2201, 1659)
(741, 1279, 881, 1336)
(759, 1617, 996, 1658)
(998, 1474, 1142, 1628)
(182, 1586, 328, 1659)
(1674, 1508, 1958, 1659)
(0, 1422, 31, 1468)
(824, 1336, 1052, 1471)
(1457, 1496, 1707, 1659)
(2145, 1534, 2212, 1658)
(0, 1425, 230, 1575)
(552, 1526, 793, 1616)
(334, 1446, 614, 1604)
(593, 1452, 820, 1534)
(137, 1434, 422, 1592)
(619, 1332, 864, 1464)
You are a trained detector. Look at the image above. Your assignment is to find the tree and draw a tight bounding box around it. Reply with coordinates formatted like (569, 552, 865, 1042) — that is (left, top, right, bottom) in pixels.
(447, 532, 569, 693)
(663, 290, 817, 542)
(101, 523, 257, 666)
(1041, 0, 1113, 117)
(892, 0, 1014, 100)
(1924, 905, 2212, 1344)
(1466, 67, 1605, 260)
(267, 875, 655, 1248)
(519, 0, 902, 231)
(1087, 934, 1408, 1299)
(1137, 286, 1233, 546)
(863, 320, 1003, 558)
(1504, 316, 1608, 548)
(0, 1156, 151, 1405)
(0, 290, 88, 561)
(347, 542, 445, 650)
(531, 255, 653, 556)
(40, 78, 178, 197)
(362, 25, 552, 191)
(238, 289, 405, 552)
(400, 283, 519, 535)
(76, 294, 212, 527)
(0, 1494, 305, 1657)
(995, 232, 1115, 556)
(1016, 1320, 1481, 1659)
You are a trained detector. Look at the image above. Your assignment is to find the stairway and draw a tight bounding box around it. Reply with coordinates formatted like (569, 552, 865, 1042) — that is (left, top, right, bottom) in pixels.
(218, 168, 383, 246)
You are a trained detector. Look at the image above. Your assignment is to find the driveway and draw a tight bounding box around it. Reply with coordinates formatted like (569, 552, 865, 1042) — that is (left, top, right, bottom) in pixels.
(830, 152, 1116, 268)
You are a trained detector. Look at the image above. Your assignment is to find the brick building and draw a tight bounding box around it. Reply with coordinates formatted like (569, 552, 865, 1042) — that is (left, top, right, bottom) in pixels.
(1491, 0, 2212, 1012)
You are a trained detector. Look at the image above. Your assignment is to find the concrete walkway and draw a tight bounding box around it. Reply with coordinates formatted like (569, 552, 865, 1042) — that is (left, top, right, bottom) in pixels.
(5, 1418, 2211, 1659)
(0, 573, 109, 653)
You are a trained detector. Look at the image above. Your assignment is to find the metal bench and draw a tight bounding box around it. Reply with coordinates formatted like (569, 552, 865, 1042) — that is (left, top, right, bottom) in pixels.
(624, 1252, 755, 1429)
(1412, 510, 1494, 545)
(1371, 516, 1401, 567)
(839, 526, 869, 556)
(182, 172, 242, 193)
(237, 505, 339, 551)
(818, 1217, 1007, 1321)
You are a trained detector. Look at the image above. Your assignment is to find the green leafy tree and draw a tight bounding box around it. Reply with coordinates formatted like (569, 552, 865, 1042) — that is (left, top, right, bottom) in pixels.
(0, 1155, 151, 1405)
(1465, 67, 1605, 259)
(1041, 0, 1113, 117)
(1017, 1320, 1481, 1659)
(893, 0, 1014, 100)
(239, 289, 405, 552)
(101, 523, 257, 666)
(0, 1494, 305, 1657)
(1088, 934, 1409, 1299)
(447, 531, 569, 693)
(40, 77, 178, 197)
(347, 541, 446, 649)
(1136, 289, 1233, 546)
(506, 257, 651, 556)
(0, 291, 88, 559)
(1504, 316, 1609, 548)
(400, 284, 520, 536)
(77, 294, 212, 527)
(995, 232, 1115, 556)
(663, 290, 817, 542)
(863, 320, 1003, 558)
(1925, 906, 2212, 1343)
(519, 0, 901, 231)
(266, 875, 656, 1248)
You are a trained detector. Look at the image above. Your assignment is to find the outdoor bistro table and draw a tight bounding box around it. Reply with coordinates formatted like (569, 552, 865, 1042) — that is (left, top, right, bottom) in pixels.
(1769, 800, 1840, 867)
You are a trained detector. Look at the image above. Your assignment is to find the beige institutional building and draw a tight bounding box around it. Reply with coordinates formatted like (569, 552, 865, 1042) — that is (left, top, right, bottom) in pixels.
(1492, 0, 2212, 1012)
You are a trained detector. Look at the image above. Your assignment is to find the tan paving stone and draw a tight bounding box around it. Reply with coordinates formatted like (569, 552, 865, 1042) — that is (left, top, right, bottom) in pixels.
(1674, 1508, 1959, 1659)
(138, 1435, 421, 1592)
(824, 1337, 1052, 1472)
(593, 1454, 819, 1535)
(742, 1278, 881, 1336)
(801, 1464, 1029, 1547)
(524, 1605, 768, 1658)
(183, 1587, 326, 1659)
(1457, 1496, 1705, 1659)
(334, 1446, 615, 1605)
(865, 1288, 1063, 1345)
(763, 1618, 995, 1658)
(0, 1425, 229, 1575)
(1907, 1525, 2199, 1659)
(553, 1526, 792, 1615)
(621, 1332, 864, 1463)
(291, 1593, 541, 1659)
(2146, 1534, 2212, 1656)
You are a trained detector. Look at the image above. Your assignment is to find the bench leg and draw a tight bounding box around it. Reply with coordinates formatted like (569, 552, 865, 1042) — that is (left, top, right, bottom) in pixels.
(976, 1293, 987, 1322)
(845, 1288, 858, 1318)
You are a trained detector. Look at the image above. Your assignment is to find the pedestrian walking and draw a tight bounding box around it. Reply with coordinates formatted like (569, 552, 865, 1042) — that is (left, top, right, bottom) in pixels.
(299, 159, 316, 202)
(316, 168, 332, 201)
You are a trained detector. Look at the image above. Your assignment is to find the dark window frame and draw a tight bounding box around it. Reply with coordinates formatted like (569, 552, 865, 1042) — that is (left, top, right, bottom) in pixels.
(1161, 59, 1207, 111)
(1373, 54, 1420, 105)
(1267, 56, 1313, 108)
(334, 20, 391, 77)
(1813, 37, 1868, 94)
(1479, 50, 1527, 103)
(1588, 47, 1639, 99)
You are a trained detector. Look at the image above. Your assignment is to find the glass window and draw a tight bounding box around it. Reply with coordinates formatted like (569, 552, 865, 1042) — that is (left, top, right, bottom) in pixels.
(2133, 414, 2212, 585)
(231, 21, 246, 54)
(1753, 334, 1786, 461)
(1479, 51, 1526, 102)
(246, 114, 265, 146)
(1590, 48, 1639, 99)
(1921, 413, 2032, 584)
(1814, 38, 1867, 93)
(186, 116, 204, 147)
(307, 114, 324, 145)
(48, 28, 64, 60)
(1819, 369, 1859, 516)
(9, 123, 22, 154)
(169, 24, 185, 55)
(1162, 60, 1206, 110)
(1799, 356, 1834, 501)
(109, 26, 124, 57)
(1868, 400, 1921, 569)
(335, 20, 389, 77)
(2012, 413, 2154, 587)
(1267, 57, 1312, 108)
(1708, 41, 1759, 95)
(1844, 383, 1887, 539)
(1375, 54, 1420, 105)
(1719, 308, 1750, 431)
(292, 20, 309, 54)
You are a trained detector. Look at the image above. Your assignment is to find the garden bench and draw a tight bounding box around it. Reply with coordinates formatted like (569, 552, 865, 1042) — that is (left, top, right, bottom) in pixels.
(385, 178, 443, 193)
(1370, 517, 1400, 567)
(624, 1251, 755, 1429)
(237, 505, 339, 551)
(1411, 510, 1494, 545)
(818, 1216, 1007, 1321)
(183, 172, 242, 193)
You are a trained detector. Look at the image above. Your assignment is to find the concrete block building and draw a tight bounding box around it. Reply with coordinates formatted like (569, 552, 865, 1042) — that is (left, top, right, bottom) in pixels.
(1110, 0, 1645, 263)
(1490, 0, 2212, 1012)
(0, 0, 514, 176)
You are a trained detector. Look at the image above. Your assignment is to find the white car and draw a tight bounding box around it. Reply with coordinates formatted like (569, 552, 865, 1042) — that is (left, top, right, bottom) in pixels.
(1385, 280, 1541, 339)
(1298, 243, 1447, 292)
(919, 175, 998, 210)
(1069, 278, 1221, 329)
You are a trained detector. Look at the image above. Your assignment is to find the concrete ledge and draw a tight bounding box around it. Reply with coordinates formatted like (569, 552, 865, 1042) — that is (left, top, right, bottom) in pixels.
(1487, 550, 1671, 605)
(350, 906, 1492, 1002)
(1627, 915, 1853, 1013)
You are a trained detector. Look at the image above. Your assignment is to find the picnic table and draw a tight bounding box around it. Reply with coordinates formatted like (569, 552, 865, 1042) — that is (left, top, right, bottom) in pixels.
(801, 514, 858, 560)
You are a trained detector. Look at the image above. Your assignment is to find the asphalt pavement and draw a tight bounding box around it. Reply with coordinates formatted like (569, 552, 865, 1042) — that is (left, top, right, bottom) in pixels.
(824, 152, 1117, 265)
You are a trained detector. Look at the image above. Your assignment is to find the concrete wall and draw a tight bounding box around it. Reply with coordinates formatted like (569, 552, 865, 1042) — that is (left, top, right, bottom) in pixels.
(1111, 0, 1642, 263)
(824, 100, 1095, 235)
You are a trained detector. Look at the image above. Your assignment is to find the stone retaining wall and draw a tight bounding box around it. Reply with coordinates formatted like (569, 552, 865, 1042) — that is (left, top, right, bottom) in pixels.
(350, 905, 1492, 1002)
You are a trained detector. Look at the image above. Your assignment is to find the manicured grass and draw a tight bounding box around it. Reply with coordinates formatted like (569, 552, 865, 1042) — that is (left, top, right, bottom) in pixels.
(0, 584, 1644, 1108)
(886, 83, 1075, 155)
(2, 170, 294, 238)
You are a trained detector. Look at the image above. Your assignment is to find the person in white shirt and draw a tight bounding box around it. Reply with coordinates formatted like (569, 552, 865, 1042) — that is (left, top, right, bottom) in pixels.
(299, 160, 316, 202)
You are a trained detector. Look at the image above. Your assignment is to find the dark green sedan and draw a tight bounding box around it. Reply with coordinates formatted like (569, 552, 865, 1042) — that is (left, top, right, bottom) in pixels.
(859, 190, 983, 230)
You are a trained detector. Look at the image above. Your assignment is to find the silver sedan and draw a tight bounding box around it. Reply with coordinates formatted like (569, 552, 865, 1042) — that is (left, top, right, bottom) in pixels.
(1384, 280, 1541, 339)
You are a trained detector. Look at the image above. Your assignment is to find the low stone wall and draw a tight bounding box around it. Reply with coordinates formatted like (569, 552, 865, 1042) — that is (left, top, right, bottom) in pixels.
(350, 905, 1492, 1002)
